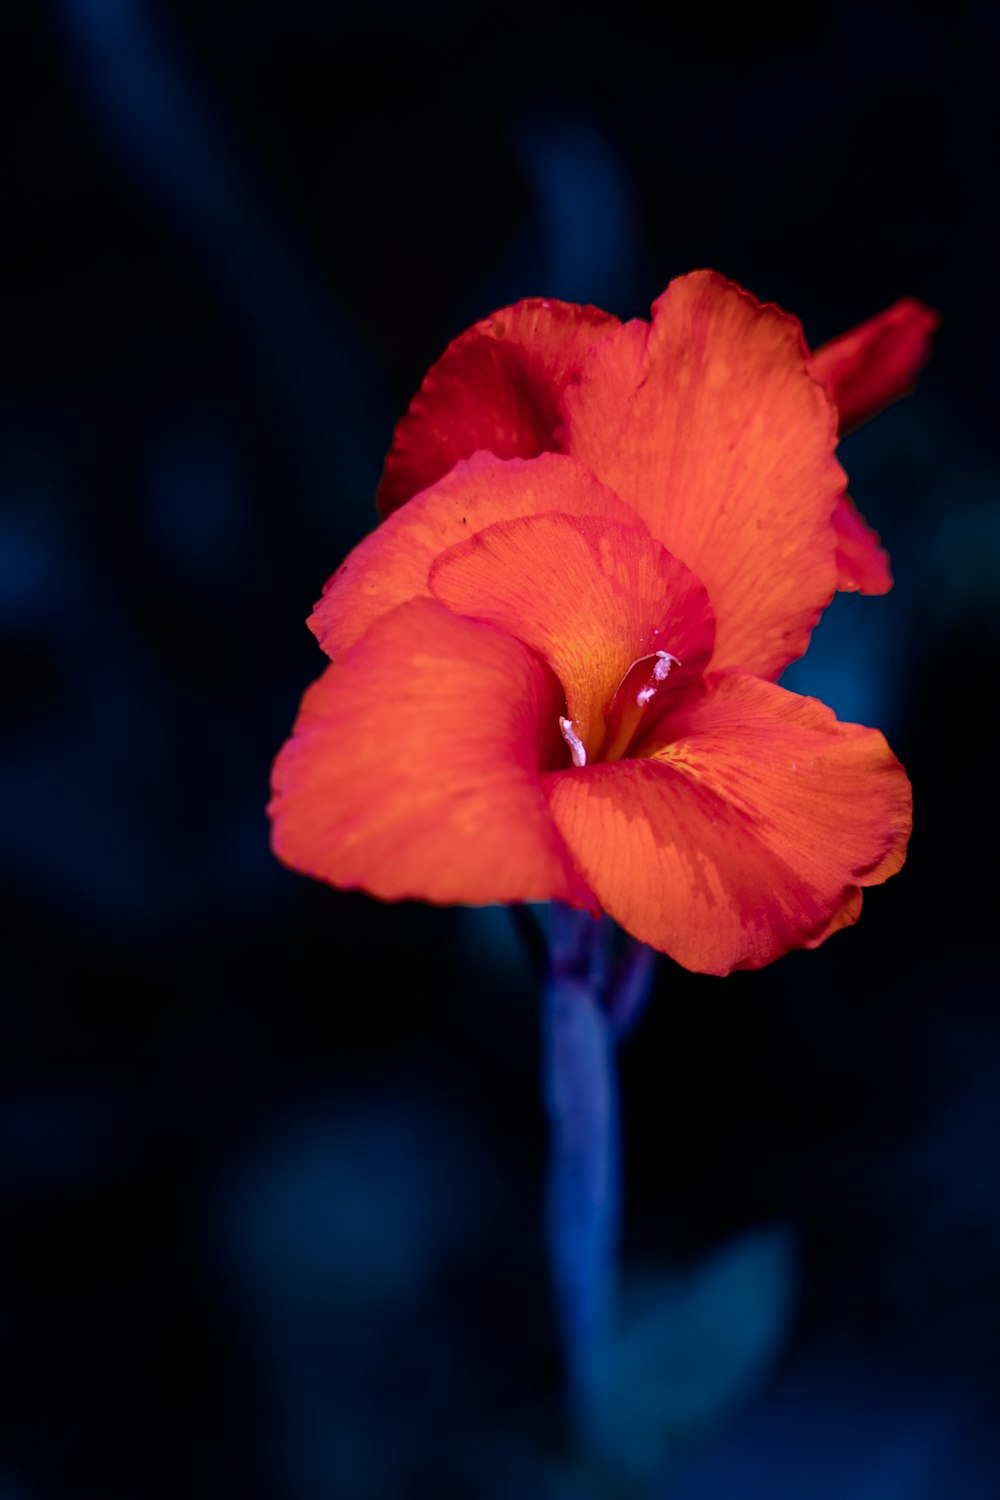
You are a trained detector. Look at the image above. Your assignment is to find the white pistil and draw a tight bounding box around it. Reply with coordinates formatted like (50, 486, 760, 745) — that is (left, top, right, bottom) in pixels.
(559, 716, 588, 768)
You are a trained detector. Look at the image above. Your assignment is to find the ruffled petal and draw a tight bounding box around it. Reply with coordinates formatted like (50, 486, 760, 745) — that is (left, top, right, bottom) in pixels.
(375, 299, 620, 517)
(271, 598, 592, 907)
(833, 494, 892, 595)
(311, 453, 639, 661)
(560, 270, 845, 680)
(542, 673, 911, 975)
(429, 511, 715, 762)
(810, 297, 940, 436)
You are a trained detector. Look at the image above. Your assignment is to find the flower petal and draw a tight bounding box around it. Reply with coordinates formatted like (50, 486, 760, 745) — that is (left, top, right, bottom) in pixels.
(560, 270, 845, 681)
(375, 299, 620, 518)
(833, 494, 892, 595)
(810, 297, 940, 436)
(270, 598, 592, 907)
(311, 453, 639, 661)
(429, 510, 715, 761)
(542, 673, 911, 975)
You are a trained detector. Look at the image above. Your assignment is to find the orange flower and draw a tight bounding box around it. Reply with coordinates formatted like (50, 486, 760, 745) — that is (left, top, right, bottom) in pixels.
(269, 271, 922, 975)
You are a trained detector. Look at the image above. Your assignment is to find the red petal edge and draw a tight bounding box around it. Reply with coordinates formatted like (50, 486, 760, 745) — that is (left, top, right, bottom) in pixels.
(833, 495, 893, 595)
(375, 299, 620, 518)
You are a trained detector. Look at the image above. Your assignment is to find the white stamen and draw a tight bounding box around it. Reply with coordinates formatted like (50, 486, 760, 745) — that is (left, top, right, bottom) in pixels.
(559, 716, 587, 768)
(653, 650, 682, 681)
(635, 650, 682, 706)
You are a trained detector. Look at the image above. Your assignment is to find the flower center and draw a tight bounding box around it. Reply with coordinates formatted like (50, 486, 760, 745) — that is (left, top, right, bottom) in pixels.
(559, 646, 683, 769)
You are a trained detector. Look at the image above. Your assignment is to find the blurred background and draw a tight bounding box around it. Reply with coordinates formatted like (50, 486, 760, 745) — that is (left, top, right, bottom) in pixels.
(3, 2, 999, 1496)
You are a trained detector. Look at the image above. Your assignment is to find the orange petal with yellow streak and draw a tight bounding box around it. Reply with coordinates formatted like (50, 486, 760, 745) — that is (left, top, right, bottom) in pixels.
(430, 510, 714, 762)
(542, 672, 911, 975)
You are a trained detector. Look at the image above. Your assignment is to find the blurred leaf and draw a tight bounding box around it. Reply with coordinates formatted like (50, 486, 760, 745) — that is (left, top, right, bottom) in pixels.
(581, 1225, 797, 1481)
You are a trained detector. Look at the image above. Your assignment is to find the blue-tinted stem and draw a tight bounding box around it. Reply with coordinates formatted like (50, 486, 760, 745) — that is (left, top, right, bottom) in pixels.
(540, 908, 656, 1398)
(542, 960, 619, 1392)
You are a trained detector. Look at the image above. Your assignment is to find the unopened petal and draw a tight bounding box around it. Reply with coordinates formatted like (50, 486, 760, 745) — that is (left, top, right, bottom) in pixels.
(271, 598, 592, 908)
(810, 297, 940, 436)
(542, 673, 911, 975)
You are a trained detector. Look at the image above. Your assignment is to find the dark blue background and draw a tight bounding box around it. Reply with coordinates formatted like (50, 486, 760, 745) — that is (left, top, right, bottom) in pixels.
(3, 3, 999, 1496)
